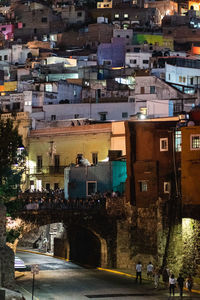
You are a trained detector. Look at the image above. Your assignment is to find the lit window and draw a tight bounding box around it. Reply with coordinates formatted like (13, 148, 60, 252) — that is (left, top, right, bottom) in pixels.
(115, 14, 119, 18)
(183, 77, 186, 83)
(164, 182, 170, 194)
(179, 76, 182, 82)
(160, 138, 168, 151)
(139, 181, 148, 192)
(124, 14, 129, 18)
(87, 181, 97, 196)
(45, 84, 52, 92)
(175, 130, 182, 152)
(190, 134, 200, 150)
(140, 107, 147, 115)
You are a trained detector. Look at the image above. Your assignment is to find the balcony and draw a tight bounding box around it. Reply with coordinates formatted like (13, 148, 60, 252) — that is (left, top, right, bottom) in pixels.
(28, 166, 66, 175)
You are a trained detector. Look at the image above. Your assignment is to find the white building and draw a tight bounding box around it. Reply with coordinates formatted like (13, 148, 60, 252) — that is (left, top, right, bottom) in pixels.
(113, 29, 133, 46)
(0, 44, 32, 65)
(126, 52, 152, 69)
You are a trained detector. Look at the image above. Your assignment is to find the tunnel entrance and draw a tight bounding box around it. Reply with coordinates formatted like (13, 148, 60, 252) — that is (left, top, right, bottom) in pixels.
(69, 226, 101, 267)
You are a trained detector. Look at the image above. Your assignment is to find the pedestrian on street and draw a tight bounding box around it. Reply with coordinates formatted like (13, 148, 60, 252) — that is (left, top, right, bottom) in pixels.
(186, 274, 193, 294)
(177, 273, 184, 298)
(169, 274, 176, 297)
(136, 261, 142, 284)
(154, 267, 160, 289)
(147, 262, 154, 280)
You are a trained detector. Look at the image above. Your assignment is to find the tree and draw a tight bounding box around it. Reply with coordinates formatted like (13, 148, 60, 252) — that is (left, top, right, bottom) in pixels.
(0, 118, 25, 204)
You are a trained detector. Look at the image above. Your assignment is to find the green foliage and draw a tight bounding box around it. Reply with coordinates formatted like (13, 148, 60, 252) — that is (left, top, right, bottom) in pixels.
(0, 118, 26, 204)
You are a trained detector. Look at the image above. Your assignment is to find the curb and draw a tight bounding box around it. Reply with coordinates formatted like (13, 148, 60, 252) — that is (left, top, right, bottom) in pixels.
(17, 248, 69, 262)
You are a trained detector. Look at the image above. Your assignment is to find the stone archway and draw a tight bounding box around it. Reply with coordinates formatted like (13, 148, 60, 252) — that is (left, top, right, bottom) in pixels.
(67, 225, 108, 268)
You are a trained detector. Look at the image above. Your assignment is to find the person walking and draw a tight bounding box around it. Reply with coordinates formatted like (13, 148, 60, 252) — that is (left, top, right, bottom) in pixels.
(136, 261, 142, 284)
(186, 274, 193, 294)
(177, 273, 184, 298)
(169, 274, 176, 297)
(147, 262, 154, 280)
(154, 267, 160, 289)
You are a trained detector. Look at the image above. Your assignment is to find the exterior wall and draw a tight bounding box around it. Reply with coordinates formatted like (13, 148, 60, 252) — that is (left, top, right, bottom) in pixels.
(112, 161, 127, 193)
(181, 126, 200, 205)
(113, 29, 133, 45)
(126, 52, 152, 69)
(111, 121, 126, 155)
(97, 38, 126, 67)
(28, 123, 112, 189)
(165, 63, 200, 88)
(125, 120, 180, 206)
(42, 102, 136, 121)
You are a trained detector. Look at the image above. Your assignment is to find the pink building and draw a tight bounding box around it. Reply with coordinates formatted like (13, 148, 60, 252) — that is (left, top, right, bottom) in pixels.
(0, 24, 14, 40)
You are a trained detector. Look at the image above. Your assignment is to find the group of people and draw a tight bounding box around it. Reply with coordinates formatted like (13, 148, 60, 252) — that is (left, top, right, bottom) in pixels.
(135, 261, 193, 297)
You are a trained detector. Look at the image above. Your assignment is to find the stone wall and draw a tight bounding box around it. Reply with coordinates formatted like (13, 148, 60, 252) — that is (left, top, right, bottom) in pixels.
(0, 205, 15, 288)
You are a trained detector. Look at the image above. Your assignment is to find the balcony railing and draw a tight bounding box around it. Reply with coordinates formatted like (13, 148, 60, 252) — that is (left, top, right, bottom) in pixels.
(28, 166, 66, 175)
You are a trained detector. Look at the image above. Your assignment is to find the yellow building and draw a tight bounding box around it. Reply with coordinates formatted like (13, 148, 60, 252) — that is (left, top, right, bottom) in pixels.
(27, 121, 127, 190)
(97, 0, 112, 8)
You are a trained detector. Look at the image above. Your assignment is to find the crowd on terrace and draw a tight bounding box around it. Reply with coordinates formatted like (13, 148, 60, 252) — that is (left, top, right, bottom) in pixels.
(15, 189, 121, 211)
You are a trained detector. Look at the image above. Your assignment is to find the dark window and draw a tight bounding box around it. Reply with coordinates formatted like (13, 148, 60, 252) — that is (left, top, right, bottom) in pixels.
(143, 60, 149, 64)
(99, 112, 107, 121)
(34, 28, 37, 34)
(41, 17, 47, 23)
(1, 27, 6, 31)
(140, 87, 145, 94)
(51, 115, 56, 121)
(54, 155, 60, 167)
(92, 153, 98, 165)
(13, 102, 20, 110)
(77, 12, 82, 17)
(74, 114, 79, 119)
(87, 181, 97, 196)
(126, 35, 130, 38)
(122, 112, 128, 118)
(150, 86, 155, 94)
(130, 59, 137, 64)
(46, 183, 50, 190)
(54, 183, 59, 190)
(37, 155, 42, 172)
(4, 55, 8, 61)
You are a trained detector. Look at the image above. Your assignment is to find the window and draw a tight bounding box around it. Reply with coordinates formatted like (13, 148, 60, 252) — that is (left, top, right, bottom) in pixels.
(103, 60, 111, 66)
(164, 182, 170, 194)
(45, 83, 52, 92)
(150, 86, 155, 94)
(140, 107, 147, 115)
(77, 12, 82, 17)
(0, 56, 2, 61)
(99, 112, 107, 121)
(51, 115, 56, 121)
(190, 77, 194, 85)
(87, 181, 97, 196)
(175, 131, 182, 152)
(37, 155, 42, 172)
(126, 35, 129, 38)
(46, 183, 50, 190)
(139, 181, 148, 192)
(130, 59, 137, 64)
(183, 76, 186, 83)
(143, 60, 149, 64)
(54, 155, 60, 172)
(92, 153, 98, 165)
(1, 27, 6, 31)
(179, 76, 182, 83)
(41, 17, 47, 23)
(115, 14, 119, 19)
(4, 55, 8, 61)
(124, 14, 129, 18)
(160, 138, 168, 151)
(168, 74, 170, 80)
(54, 183, 59, 190)
(140, 87, 145, 94)
(129, 97, 135, 102)
(190, 135, 200, 150)
(74, 114, 79, 119)
(122, 112, 128, 118)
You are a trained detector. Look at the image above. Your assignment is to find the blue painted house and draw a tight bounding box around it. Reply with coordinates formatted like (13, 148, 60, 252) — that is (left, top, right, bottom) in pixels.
(97, 37, 126, 68)
(64, 161, 127, 199)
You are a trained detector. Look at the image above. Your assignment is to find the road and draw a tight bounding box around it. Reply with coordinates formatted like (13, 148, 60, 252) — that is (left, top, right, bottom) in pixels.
(16, 251, 200, 300)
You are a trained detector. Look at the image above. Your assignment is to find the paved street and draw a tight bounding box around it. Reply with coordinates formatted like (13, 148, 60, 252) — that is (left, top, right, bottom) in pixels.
(16, 251, 200, 300)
